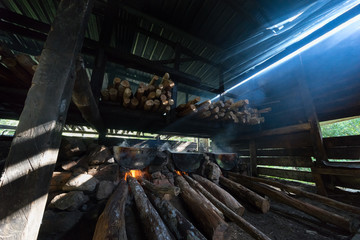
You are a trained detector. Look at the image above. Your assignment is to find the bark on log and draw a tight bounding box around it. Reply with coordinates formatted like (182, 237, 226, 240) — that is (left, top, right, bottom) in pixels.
(149, 75, 159, 85)
(122, 98, 130, 108)
(175, 175, 228, 239)
(72, 57, 105, 133)
(16, 54, 37, 76)
(127, 176, 173, 240)
(0, 1, 94, 239)
(100, 89, 109, 101)
(227, 172, 360, 216)
(130, 98, 139, 109)
(219, 176, 270, 213)
(146, 191, 207, 240)
(192, 174, 244, 216)
(144, 100, 154, 111)
(109, 88, 118, 101)
(153, 99, 160, 111)
(141, 179, 180, 197)
(92, 179, 128, 240)
(184, 175, 271, 240)
(232, 176, 359, 233)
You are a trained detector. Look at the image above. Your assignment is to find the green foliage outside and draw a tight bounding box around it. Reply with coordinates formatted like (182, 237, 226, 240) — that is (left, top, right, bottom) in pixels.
(320, 118, 360, 137)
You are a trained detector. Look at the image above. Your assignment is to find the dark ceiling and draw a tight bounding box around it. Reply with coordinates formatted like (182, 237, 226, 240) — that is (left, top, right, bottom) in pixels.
(0, 0, 356, 103)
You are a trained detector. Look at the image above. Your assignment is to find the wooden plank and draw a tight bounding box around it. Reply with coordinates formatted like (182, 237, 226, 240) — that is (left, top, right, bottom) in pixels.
(312, 167, 360, 176)
(324, 135, 360, 148)
(257, 157, 313, 168)
(258, 167, 314, 182)
(0, 1, 94, 239)
(250, 140, 257, 176)
(256, 132, 312, 149)
(256, 148, 314, 157)
(326, 146, 360, 159)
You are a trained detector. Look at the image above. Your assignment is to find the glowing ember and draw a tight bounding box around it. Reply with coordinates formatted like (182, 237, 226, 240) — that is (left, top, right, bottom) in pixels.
(125, 170, 143, 180)
(175, 171, 188, 176)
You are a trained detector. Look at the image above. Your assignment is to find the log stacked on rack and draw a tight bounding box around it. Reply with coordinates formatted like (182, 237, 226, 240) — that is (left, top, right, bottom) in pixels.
(100, 73, 175, 114)
(0, 44, 36, 88)
(176, 97, 270, 125)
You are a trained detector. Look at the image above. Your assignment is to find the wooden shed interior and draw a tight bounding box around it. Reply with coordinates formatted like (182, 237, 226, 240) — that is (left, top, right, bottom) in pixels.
(0, 0, 360, 239)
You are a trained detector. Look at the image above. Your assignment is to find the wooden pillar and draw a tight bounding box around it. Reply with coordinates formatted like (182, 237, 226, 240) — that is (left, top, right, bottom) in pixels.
(0, 1, 94, 239)
(250, 140, 257, 176)
(297, 55, 328, 195)
(90, 0, 117, 103)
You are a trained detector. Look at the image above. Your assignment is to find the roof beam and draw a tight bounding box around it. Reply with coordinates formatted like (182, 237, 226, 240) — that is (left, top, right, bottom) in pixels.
(0, 10, 221, 95)
(222, 0, 266, 26)
(95, 0, 221, 52)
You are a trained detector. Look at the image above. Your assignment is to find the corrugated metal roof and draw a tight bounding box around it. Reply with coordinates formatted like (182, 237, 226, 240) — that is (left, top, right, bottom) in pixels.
(0, 0, 350, 103)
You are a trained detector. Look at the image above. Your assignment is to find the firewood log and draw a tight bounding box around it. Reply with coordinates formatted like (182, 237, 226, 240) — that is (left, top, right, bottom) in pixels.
(135, 87, 145, 101)
(113, 77, 121, 89)
(149, 75, 159, 85)
(92, 179, 128, 240)
(141, 179, 179, 197)
(155, 89, 162, 98)
(160, 94, 167, 103)
(128, 176, 173, 240)
(144, 100, 154, 111)
(219, 176, 270, 213)
(157, 83, 164, 90)
(108, 88, 118, 102)
(230, 176, 359, 233)
(175, 175, 228, 239)
(198, 110, 211, 119)
(146, 191, 207, 240)
(147, 91, 156, 100)
(211, 106, 219, 115)
(166, 91, 172, 98)
(118, 80, 130, 100)
(122, 98, 130, 108)
(184, 175, 271, 240)
(177, 104, 197, 117)
(130, 98, 139, 109)
(213, 101, 225, 108)
(100, 89, 109, 101)
(196, 100, 211, 112)
(153, 99, 160, 112)
(185, 97, 201, 108)
(139, 96, 147, 109)
(163, 79, 175, 90)
(168, 99, 174, 106)
(15, 54, 37, 76)
(123, 87, 132, 99)
(162, 72, 170, 82)
(229, 99, 249, 111)
(192, 174, 244, 216)
(227, 172, 360, 216)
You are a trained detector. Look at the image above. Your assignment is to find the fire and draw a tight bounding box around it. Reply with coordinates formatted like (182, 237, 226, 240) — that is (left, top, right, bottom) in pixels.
(175, 170, 188, 176)
(125, 170, 143, 180)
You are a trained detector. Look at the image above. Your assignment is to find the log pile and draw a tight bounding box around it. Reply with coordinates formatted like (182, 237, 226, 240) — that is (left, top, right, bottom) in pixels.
(0, 44, 36, 88)
(176, 97, 270, 125)
(100, 72, 175, 114)
(36, 137, 360, 239)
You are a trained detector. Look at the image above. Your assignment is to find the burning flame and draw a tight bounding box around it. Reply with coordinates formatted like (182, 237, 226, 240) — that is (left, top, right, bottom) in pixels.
(125, 170, 143, 180)
(175, 171, 188, 176)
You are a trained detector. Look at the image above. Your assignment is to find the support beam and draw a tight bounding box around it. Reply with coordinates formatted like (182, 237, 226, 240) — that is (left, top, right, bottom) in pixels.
(0, 1, 94, 239)
(297, 55, 328, 195)
(90, 0, 118, 102)
(250, 140, 257, 176)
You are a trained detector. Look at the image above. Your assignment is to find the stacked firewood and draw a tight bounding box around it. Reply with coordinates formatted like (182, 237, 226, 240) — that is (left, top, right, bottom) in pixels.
(176, 97, 271, 125)
(0, 44, 37, 88)
(100, 73, 175, 114)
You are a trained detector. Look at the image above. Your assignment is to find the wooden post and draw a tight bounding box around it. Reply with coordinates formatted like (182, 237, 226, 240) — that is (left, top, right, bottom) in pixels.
(250, 140, 257, 176)
(90, 0, 117, 102)
(0, 1, 94, 239)
(297, 55, 328, 195)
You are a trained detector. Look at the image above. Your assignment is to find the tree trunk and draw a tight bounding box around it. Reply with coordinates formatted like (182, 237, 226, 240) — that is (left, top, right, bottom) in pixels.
(175, 175, 228, 240)
(184, 175, 271, 240)
(146, 191, 207, 240)
(0, 1, 94, 239)
(192, 174, 244, 216)
(93, 179, 128, 240)
(219, 176, 270, 213)
(127, 176, 173, 240)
